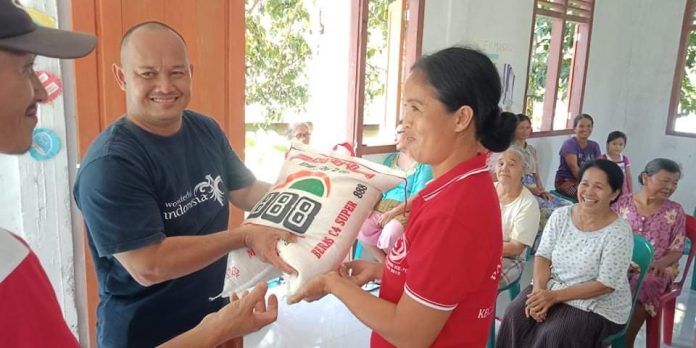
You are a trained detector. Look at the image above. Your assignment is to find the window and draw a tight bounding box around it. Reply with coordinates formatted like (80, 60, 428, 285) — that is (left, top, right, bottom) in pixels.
(243, 0, 423, 180)
(668, 0, 696, 137)
(524, 0, 594, 134)
(348, 0, 424, 156)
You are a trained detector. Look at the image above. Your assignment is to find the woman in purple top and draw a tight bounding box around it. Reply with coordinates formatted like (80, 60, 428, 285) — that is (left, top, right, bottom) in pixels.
(612, 158, 686, 348)
(554, 114, 601, 199)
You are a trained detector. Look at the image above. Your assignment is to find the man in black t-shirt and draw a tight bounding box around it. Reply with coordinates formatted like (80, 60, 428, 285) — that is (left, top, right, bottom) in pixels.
(73, 21, 295, 348)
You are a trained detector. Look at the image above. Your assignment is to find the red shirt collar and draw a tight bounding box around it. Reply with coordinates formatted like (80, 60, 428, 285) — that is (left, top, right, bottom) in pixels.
(419, 153, 490, 202)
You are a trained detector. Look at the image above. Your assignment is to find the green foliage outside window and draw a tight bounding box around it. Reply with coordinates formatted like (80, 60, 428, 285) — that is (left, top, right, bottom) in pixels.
(246, 0, 395, 125)
(678, 31, 696, 116)
(525, 17, 576, 117)
(246, 0, 312, 125)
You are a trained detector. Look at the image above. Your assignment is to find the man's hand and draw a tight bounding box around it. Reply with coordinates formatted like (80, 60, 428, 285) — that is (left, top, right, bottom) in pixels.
(205, 282, 278, 344)
(241, 225, 298, 274)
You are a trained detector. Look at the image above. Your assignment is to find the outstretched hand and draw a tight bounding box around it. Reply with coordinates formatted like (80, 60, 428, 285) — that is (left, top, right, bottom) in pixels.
(208, 282, 279, 344)
(242, 224, 298, 274)
(287, 272, 337, 304)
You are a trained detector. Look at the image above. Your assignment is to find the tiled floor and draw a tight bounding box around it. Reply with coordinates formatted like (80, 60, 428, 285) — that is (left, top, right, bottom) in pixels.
(245, 258, 696, 347)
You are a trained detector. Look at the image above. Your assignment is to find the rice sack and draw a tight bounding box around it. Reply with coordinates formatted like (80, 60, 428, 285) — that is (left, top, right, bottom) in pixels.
(219, 147, 405, 298)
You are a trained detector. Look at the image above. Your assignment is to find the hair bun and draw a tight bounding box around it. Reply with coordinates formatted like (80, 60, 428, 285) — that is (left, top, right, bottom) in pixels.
(478, 110, 517, 152)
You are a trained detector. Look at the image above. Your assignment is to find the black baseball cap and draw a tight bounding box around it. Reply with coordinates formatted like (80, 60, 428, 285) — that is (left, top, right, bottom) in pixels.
(0, 0, 96, 58)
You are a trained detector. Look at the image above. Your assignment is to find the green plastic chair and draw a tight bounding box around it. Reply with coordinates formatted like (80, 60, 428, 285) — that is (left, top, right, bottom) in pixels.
(550, 190, 578, 204)
(602, 234, 655, 348)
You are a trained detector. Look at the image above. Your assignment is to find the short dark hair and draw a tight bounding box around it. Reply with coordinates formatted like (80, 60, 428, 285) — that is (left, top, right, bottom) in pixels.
(606, 130, 627, 145)
(516, 113, 531, 125)
(411, 47, 517, 152)
(638, 158, 682, 185)
(572, 113, 594, 128)
(578, 159, 624, 202)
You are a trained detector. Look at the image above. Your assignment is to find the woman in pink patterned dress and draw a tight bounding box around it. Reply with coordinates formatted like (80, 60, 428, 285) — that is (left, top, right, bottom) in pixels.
(612, 158, 686, 348)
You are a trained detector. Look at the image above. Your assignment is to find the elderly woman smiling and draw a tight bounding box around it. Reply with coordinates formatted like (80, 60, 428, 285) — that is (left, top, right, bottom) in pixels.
(612, 158, 686, 348)
(495, 146, 540, 288)
(496, 159, 633, 348)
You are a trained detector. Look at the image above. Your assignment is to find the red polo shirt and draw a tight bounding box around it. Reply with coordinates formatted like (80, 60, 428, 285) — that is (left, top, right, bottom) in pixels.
(0, 230, 78, 347)
(371, 154, 502, 347)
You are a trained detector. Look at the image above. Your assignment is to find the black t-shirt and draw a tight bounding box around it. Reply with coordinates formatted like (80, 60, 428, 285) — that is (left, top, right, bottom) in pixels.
(73, 110, 255, 348)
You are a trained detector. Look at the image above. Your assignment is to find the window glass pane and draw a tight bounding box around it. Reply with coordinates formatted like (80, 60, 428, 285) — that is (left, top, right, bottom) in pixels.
(676, 30, 696, 134)
(362, 0, 402, 146)
(553, 21, 579, 131)
(526, 15, 552, 131)
(537, 0, 564, 13)
(244, 0, 351, 182)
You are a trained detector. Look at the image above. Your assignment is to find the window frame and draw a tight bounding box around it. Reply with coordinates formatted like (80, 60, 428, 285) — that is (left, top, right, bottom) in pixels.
(524, 0, 595, 138)
(347, 0, 425, 156)
(667, 0, 696, 138)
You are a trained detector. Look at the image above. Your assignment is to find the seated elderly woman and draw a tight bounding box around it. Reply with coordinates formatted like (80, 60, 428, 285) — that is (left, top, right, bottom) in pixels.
(496, 159, 633, 348)
(287, 122, 312, 145)
(612, 158, 686, 348)
(494, 147, 540, 288)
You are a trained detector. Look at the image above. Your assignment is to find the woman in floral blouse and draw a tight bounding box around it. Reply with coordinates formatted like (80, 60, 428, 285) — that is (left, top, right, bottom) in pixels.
(612, 158, 686, 348)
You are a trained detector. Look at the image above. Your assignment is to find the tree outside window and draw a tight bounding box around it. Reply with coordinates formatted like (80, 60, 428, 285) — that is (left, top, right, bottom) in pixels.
(668, 0, 696, 136)
(244, 0, 421, 181)
(525, 0, 594, 134)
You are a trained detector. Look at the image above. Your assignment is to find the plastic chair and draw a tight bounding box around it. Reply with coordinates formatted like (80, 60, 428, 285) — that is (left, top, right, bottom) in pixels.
(603, 234, 654, 348)
(646, 215, 696, 347)
(550, 189, 577, 203)
(486, 262, 523, 348)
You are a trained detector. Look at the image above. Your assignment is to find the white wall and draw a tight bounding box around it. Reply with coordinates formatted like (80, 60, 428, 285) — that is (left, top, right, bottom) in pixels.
(422, 0, 696, 212)
(582, 0, 694, 213)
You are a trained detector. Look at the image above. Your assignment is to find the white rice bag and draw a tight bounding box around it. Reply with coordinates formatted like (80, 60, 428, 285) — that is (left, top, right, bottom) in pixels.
(218, 146, 405, 298)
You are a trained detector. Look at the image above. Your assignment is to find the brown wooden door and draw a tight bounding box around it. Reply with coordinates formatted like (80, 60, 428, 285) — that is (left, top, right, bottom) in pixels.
(71, 1, 246, 345)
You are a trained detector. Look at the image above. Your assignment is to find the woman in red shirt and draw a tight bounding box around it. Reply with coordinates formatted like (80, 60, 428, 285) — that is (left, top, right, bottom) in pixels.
(289, 47, 517, 347)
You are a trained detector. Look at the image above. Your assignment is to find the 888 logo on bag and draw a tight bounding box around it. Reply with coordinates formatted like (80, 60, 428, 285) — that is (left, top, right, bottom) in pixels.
(247, 192, 322, 234)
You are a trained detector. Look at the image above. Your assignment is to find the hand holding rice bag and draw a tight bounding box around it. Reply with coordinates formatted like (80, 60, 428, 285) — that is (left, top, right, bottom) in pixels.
(218, 146, 405, 299)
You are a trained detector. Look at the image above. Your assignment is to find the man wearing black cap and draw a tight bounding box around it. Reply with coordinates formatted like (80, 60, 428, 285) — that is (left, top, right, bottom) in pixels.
(0, 1, 279, 347)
